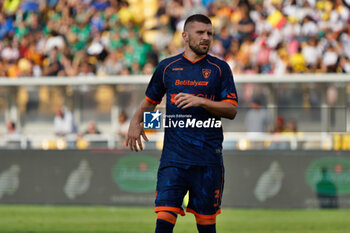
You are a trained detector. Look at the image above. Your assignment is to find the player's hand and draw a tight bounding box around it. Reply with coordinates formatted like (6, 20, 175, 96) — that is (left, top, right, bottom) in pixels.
(174, 93, 205, 109)
(126, 122, 149, 152)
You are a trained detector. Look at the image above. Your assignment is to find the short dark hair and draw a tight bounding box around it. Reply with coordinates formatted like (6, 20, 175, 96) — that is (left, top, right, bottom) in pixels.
(184, 14, 212, 31)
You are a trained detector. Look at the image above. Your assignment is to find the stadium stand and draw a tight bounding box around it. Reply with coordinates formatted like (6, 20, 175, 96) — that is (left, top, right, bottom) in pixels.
(0, 0, 349, 77)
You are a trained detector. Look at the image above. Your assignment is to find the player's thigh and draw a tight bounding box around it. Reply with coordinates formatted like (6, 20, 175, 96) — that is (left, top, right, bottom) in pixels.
(187, 165, 224, 216)
(155, 165, 188, 210)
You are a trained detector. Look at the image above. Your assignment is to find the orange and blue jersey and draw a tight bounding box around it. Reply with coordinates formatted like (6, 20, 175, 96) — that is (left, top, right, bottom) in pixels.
(145, 53, 238, 166)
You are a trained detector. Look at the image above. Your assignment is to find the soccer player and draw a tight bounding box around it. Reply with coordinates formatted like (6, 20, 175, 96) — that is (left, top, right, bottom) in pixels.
(127, 14, 238, 233)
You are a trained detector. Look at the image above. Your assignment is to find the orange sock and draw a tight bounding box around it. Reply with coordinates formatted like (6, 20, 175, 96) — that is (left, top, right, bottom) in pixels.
(155, 211, 177, 233)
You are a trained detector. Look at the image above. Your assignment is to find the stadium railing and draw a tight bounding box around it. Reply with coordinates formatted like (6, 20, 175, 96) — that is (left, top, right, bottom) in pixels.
(1, 74, 350, 86)
(0, 132, 336, 150)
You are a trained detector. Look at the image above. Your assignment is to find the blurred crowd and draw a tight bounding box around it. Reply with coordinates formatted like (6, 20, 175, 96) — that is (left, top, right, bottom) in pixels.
(0, 0, 350, 78)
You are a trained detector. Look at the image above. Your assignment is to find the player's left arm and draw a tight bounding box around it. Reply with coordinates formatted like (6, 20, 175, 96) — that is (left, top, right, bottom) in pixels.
(175, 61, 238, 120)
(175, 94, 237, 119)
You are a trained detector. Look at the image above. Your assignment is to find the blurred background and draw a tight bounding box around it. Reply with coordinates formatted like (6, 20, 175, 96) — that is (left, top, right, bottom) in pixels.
(0, 0, 350, 209)
(0, 0, 350, 150)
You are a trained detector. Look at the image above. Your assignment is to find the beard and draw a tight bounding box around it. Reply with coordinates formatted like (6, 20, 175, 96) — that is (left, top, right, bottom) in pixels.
(189, 39, 209, 56)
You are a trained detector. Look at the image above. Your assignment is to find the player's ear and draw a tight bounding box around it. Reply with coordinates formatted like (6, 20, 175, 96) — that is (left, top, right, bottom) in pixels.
(182, 31, 189, 43)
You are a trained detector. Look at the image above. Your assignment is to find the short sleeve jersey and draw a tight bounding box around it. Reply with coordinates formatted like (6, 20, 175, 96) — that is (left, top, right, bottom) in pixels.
(145, 53, 238, 166)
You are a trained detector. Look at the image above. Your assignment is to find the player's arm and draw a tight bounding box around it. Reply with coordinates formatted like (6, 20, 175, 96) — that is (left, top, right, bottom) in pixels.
(126, 99, 157, 152)
(127, 59, 165, 151)
(175, 93, 237, 120)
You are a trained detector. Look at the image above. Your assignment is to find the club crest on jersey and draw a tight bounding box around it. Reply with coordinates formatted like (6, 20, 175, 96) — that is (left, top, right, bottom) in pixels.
(202, 69, 211, 79)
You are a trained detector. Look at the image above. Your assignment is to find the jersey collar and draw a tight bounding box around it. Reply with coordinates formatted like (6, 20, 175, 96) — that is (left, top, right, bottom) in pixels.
(182, 53, 207, 64)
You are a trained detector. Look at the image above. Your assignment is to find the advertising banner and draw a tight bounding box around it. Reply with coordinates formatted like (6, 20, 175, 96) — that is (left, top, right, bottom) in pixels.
(0, 150, 349, 208)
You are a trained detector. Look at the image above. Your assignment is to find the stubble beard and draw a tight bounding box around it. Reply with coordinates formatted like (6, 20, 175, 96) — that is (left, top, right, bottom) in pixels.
(189, 39, 209, 56)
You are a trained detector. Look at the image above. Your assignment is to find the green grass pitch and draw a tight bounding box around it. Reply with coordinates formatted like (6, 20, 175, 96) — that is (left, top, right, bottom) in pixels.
(0, 205, 349, 233)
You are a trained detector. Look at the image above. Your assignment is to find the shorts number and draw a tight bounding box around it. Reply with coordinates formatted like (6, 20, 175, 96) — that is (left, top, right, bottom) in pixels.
(214, 189, 220, 207)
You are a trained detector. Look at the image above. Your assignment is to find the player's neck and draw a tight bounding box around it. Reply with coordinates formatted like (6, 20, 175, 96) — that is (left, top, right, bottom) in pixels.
(183, 49, 206, 63)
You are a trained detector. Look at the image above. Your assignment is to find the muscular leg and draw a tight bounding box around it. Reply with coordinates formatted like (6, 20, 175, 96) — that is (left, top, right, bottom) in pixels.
(187, 166, 223, 233)
(155, 164, 187, 233)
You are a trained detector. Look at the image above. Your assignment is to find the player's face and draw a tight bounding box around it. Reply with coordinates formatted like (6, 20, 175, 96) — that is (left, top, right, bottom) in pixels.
(185, 22, 213, 56)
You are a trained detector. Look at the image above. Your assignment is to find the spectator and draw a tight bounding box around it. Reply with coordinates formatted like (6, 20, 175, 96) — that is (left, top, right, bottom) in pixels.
(166, 0, 184, 31)
(217, 26, 233, 51)
(0, 14, 14, 40)
(272, 43, 288, 74)
(340, 56, 350, 73)
(3, 0, 20, 16)
(257, 39, 272, 73)
(82, 121, 101, 135)
(269, 115, 289, 150)
(235, 2, 255, 44)
(45, 31, 66, 53)
(97, 49, 125, 76)
(54, 108, 77, 137)
(302, 37, 320, 72)
(70, 21, 91, 52)
(27, 13, 42, 33)
(321, 45, 339, 72)
(6, 121, 20, 135)
(284, 119, 298, 134)
(5, 120, 22, 149)
(245, 98, 270, 135)
(0, 0, 349, 77)
(1, 40, 19, 62)
(280, 119, 300, 150)
(301, 15, 318, 37)
(116, 111, 130, 146)
(78, 61, 95, 77)
(142, 62, 155, 75)
(42, 47, 63, 76)
(289, 46, 307, 73)
(154, 25, 173, 51)
(272, 115, 285, 134)
(327, 84, 338, 127)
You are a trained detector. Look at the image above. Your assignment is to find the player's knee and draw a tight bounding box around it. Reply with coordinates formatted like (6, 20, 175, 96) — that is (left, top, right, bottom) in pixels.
(195, 215, 216, 225)
(157, 211, 177, 225)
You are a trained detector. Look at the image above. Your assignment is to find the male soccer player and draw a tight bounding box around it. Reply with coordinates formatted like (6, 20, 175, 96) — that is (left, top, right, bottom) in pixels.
(127, 14, 238, 233)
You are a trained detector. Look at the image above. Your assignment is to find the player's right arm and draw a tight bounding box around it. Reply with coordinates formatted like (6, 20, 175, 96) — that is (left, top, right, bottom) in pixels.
(126, 99, 157, 152)
(126, 60, 166, 152)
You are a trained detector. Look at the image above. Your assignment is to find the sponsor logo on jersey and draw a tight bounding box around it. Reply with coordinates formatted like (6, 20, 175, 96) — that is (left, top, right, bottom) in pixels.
(175, 80, 208, 86)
